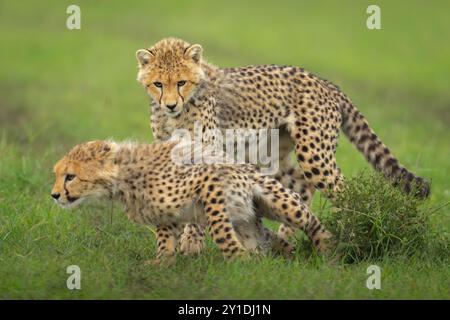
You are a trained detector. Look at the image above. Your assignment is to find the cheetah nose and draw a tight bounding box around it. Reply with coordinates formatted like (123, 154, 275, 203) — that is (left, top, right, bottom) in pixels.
(166, 103, 177, 111)
(51, 193, 60, 200)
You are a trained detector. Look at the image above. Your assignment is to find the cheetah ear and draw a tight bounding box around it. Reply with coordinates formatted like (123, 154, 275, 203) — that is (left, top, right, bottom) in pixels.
(136, 49, 154, 68)
(184, 44, 202, 63)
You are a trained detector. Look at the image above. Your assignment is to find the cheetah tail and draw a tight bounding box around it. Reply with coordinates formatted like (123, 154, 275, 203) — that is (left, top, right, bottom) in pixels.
(339, 93, 430, 199)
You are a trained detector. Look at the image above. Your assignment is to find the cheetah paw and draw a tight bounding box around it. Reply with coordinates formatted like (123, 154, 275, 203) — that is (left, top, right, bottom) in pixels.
(179, 235, 205, 256)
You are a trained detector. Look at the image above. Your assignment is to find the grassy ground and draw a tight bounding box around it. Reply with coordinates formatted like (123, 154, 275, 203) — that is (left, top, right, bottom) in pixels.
(0, 0, 449, 299)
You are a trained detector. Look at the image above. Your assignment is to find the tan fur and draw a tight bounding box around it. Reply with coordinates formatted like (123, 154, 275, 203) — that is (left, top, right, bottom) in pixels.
(136, 37, 431, 247)
(51, 140, 331, 265)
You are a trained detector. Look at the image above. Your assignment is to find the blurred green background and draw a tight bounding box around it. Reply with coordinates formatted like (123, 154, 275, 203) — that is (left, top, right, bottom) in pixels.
(0, 0, 449, 299)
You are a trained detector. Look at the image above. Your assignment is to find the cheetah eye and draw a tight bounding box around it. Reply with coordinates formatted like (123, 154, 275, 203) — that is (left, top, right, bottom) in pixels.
(153, 82, 162, 88)
(65, 174, 76, 182)
(177, 81, 186, 87)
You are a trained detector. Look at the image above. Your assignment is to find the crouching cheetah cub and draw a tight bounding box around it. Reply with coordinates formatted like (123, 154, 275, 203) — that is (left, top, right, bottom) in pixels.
(51, 140, 332, 265)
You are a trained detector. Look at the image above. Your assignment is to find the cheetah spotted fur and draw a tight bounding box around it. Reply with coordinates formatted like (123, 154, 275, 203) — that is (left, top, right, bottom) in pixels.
(135, 38, 430, 252)
(51, 140, 332, 265)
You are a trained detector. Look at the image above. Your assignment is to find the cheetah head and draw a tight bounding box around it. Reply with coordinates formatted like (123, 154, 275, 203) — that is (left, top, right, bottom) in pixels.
(136, 37, 205, 117)
(51, 141, 118, 209)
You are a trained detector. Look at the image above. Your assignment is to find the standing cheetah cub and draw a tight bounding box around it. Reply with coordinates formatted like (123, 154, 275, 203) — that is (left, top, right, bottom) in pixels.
(51, 140, 332, 265)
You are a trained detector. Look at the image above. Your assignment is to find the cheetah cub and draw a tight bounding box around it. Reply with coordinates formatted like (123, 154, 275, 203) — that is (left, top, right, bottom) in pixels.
(136, 37, 431, 247)
(51, 140, 332, 265)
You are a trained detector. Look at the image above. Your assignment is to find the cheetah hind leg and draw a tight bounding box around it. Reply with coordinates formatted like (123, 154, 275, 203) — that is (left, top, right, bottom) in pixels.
(288, 120, 345, 209)
(231, 214, 294, 258)
(203, 201, 248, 261)
(263, 226, 296, 258)
(273, 161, 315, 247)
(178, 223, 206, 256)
(255, 176, 333, 254)
(252, 200, 295, 258)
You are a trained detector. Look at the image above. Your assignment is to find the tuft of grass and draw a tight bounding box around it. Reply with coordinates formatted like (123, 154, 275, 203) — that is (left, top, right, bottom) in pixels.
(322, 171, 440, 263)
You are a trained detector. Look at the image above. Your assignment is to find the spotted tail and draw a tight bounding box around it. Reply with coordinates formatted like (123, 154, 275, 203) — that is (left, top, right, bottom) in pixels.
(334, 88, 430, 198)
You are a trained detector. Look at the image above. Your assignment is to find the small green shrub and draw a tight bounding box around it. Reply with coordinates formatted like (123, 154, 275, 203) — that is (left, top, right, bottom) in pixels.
(322, 171, 435, 263)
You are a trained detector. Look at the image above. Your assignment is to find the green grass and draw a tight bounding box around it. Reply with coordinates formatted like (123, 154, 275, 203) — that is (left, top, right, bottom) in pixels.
(0, 0, 449, 299)
(322, 172, 449, 263)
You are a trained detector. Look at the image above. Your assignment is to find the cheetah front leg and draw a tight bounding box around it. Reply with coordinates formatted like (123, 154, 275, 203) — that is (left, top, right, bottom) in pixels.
(147, 224, 182, 267)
